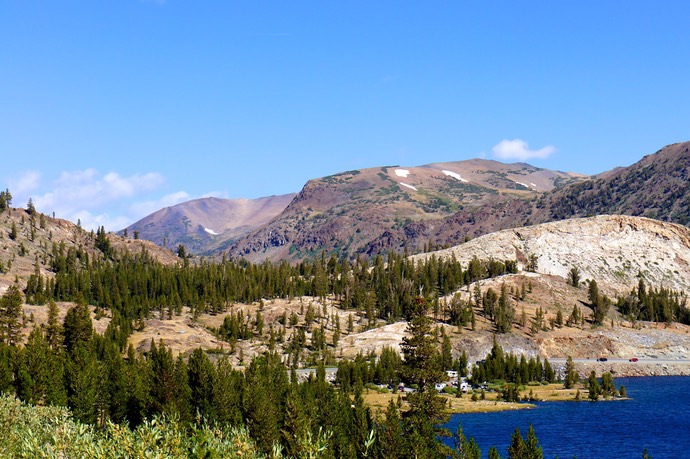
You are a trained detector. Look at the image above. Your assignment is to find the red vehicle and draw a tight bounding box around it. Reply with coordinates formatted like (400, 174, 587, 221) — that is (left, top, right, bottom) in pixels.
(629, 357, 639, 362)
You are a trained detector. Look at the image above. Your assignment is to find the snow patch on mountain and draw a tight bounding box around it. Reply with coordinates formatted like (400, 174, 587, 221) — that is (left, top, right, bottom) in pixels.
(442, 170, 468, 182)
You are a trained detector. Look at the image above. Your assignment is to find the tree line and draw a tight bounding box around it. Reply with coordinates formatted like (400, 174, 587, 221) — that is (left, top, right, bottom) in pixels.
(1, 289, 554, 458)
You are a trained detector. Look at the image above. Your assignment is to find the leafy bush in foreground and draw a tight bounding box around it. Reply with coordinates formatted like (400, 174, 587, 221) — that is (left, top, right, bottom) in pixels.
(0, 394, 280, 459)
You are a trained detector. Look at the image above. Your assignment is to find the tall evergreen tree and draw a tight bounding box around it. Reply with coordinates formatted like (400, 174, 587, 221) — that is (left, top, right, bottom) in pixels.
(507, 427, 527, 459)
(378, 399, 406, 459)
(564, 356, 578, 389)
(62, 301, 93, 354)
(587, 370, 601, 401)
(400, 296, 449, 458)
(451, 425, 482, 459)
(525, 424, 543, 459)
(0, 285, 23, 345)
(45, 300, 63, 349)
(187, 348, 216, 420)
(66, 344, 101, 424)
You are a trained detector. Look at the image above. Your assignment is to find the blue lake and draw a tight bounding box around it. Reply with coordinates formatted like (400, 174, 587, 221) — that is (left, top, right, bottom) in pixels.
(441, 376, 690, 458)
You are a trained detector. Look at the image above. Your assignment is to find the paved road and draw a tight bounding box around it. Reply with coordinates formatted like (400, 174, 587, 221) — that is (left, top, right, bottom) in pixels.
(549, 358, 690, 365)
(294, 367, 338, 375)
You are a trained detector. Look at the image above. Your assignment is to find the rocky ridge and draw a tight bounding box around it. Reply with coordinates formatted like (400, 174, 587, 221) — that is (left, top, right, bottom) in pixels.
(226, 160, 584, 263)
(411, 215, 690, 296)
(122, 194, 296, 255)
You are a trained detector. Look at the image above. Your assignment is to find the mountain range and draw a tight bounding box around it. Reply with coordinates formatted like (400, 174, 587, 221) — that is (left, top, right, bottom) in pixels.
(122, 141, 690, 264)
(3, 141, 690, 374)
(121, 194, 295, 255)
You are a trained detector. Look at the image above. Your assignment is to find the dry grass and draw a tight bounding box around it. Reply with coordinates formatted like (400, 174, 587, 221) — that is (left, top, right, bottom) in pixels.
(362, 383, 581, 416)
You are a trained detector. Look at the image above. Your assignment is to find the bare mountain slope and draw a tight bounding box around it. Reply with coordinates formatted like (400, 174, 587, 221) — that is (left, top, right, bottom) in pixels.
(412, 214, 690, 296)
(226, 160, 584, 263)
(0, 207, 178, 295)
(122, 194, 296, 255)
(382, 141, 690, 254)
(538, 141, 690, 224)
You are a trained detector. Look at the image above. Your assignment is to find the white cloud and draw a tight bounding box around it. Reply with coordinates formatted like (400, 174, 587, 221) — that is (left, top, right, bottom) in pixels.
(35, 169, 163, 214)
(128, 191, 191, 220)
(492, 139, 556, 161)
(71, 210, 132, 234)
(201, 190, 229, 199)
(8, 171, 41, 198)
(24, 168, 166, 231)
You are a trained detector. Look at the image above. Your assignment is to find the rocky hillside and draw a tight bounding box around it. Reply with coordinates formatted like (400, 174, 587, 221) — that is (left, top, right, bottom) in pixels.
(404, 215, 690, 375)
(127, 214, 690, 376)
(226, 160, 584, 263)
(0, 206, 178, 295)
(411, 215, 690, 296)
(121, 194, 296, 255)
(5, 206, 690, 377)
(538, 141, 690, 224)
(376, 141, 690, 254)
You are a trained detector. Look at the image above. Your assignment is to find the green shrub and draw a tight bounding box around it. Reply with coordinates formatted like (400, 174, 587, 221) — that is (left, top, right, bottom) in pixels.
(0, 394, 274, 459)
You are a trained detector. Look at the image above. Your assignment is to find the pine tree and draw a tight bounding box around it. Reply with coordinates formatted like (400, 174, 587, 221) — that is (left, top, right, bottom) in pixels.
(441, 330, 453, 370)
(243, 352, 289, 454)
(568, 267, 581, 287)
(188, 348, 216, 420)
(587, 370, 601, 401)
(62, 301, 93, 354)
(0, 285, 23, 345)
(213, 357, 244, 426)
(400, 296, 449, 458)
(379, 398, 406, 459)
(148, 339, 178, 416)
(15, 328, 54, 405)
(508, 427, 527, 459)
(45, 300, 63, 349)
(488, 446, 503, 459)
(452, 425, 482, 459)
(332, 316, 341, 348)
(9, 221, 17, 240)
(171, 354, 192, 423)
(26, 198, 36, 215)
(564, 356, 578, 389)
(66, 344, 101, 424)
(525, 424, 543, 459)
(95, 226, 112, 257)
(600, 371, 616, 398)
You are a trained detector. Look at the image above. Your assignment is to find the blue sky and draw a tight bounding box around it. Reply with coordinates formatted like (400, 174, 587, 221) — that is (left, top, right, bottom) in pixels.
(2, 1, 689, 231)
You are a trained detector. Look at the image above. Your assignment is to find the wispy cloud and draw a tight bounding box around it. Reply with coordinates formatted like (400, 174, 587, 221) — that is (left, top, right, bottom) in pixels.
(8, 171, 41, 200)
(201, 190, 229, 199)
(492, 139, 556, 161)
(70, 210, 132, 235)
(129, 191, 191, 220)
(22, 168, 166, 231)
(34, 169, 163, 213)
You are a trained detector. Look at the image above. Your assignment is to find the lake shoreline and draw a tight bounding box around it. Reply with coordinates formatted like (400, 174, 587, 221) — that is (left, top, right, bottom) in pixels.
(363, 382, 626, 415)
(441, 376, 690, 458)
